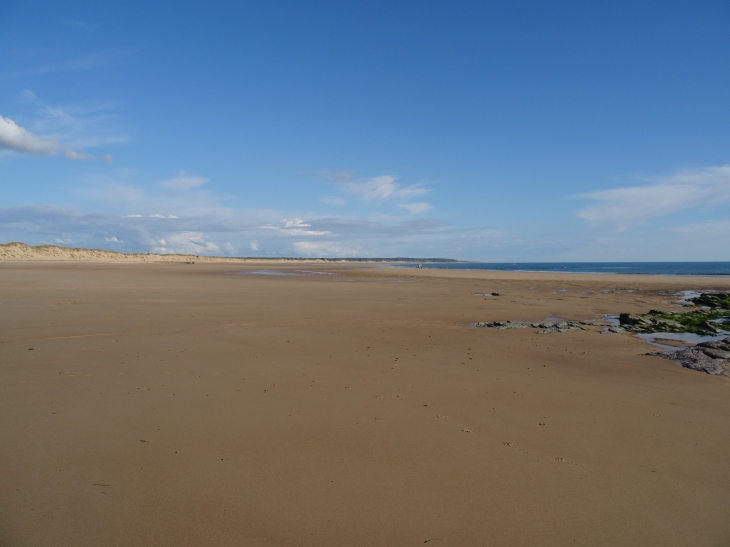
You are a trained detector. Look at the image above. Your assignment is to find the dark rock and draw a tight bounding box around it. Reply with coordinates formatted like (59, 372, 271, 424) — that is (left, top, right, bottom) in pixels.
(619, 313, 655, 327)
(702, 347, 730, 360)
(651, 346, 729, 376)
(697, 337, 730, 351)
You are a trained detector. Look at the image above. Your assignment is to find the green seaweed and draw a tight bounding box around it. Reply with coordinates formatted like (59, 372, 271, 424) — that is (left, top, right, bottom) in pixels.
(619, 293, 730, 335)
(690, 293, 730, 309)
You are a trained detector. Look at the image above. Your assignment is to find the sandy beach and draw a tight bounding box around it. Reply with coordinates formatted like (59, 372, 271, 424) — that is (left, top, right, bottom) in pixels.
(1, 260, 729, 546)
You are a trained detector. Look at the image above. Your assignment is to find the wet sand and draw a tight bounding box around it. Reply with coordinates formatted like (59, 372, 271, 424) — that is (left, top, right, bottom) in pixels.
(1, 261, 729, 546)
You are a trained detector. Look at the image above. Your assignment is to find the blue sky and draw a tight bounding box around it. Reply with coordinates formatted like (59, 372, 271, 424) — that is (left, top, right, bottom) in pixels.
(1, 1, 729, 259)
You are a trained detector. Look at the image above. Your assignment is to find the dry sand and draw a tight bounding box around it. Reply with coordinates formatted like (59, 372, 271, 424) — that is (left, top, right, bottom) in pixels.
(1, 260, 729, 546)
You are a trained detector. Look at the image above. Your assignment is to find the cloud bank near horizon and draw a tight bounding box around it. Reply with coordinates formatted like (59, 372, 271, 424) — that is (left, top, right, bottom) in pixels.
(1, 160, 729, 260)
(0, 203, 483, 258)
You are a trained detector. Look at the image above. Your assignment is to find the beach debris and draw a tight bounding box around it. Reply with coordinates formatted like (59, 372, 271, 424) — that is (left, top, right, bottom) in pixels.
(649, 337, 730, 377)
(475, 320, 586, 333)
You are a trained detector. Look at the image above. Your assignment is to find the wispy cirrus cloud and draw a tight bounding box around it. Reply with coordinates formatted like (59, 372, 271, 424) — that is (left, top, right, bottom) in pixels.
(321, 197, 346, 206)
(668, 220, 730, 239)
(27, 91, 126, 154)
(319, 171, 434, 215)
(158, 174, 210, 191)
(343, 175, 430, 203)
(398, 202, 432, 215)
(577, 165, 730, 228)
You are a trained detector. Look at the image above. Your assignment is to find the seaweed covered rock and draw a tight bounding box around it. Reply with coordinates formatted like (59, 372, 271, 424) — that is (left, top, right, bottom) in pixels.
(690, 293, 730, 309)
(618, 299, 729, 335)
(475, 320, 586, 333)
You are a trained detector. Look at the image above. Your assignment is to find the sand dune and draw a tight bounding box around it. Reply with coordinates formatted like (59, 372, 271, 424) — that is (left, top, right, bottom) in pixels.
(1, 260, 729, 546)
(0, 242, 332, 263)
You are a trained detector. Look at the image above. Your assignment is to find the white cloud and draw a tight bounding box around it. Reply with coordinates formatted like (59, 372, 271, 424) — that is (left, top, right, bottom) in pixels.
(284, 218, 310, 228)
(1, 93, 122, 161)
(64, 148, 93, 161)
(261, 218, 331, 236)
(577, 165, 730, 227)
(162, 232, 220, 254)
(250, 241, 259, 251)
(63, 148, 112, 162)
(398, 202, 432, 215)
(6, 92, 125, 161)
(104, 236, 122, 242)
(158, 175, 210, 191)
(0, 115, 57, 155)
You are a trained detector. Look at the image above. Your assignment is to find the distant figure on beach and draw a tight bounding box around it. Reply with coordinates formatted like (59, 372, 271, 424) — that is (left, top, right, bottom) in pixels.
(417, 264, 422, 269)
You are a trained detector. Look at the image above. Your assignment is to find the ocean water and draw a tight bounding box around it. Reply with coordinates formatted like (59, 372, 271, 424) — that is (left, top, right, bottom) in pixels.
(402, 262, 730, 276)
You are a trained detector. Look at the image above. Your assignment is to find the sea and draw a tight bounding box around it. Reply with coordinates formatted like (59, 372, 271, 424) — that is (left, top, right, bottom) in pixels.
(401, 262, 730, 276)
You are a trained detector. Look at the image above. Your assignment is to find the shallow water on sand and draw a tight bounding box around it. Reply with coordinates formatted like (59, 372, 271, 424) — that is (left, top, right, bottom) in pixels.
(636, 332, 729, 350)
